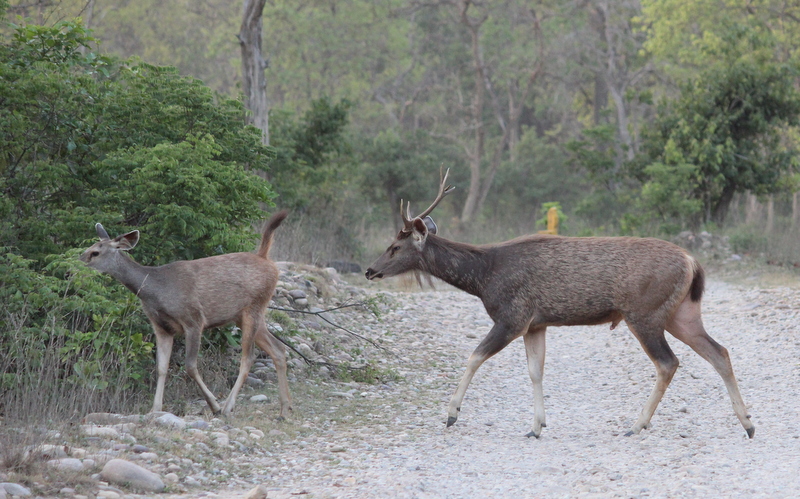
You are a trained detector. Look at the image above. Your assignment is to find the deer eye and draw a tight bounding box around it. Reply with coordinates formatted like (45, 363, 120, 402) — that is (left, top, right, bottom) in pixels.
(390, 246, 400, 256)
(91, 251, 100, 257)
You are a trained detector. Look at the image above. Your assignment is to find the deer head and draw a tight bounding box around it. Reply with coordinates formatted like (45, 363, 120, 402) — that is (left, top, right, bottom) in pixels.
(365, 169, 454, 280)
(80, 223, 140, 274)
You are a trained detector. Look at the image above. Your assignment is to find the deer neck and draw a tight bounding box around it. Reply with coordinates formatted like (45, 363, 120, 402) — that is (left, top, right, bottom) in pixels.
(106, 252, 157, 297)
(421, 236, 490, 297)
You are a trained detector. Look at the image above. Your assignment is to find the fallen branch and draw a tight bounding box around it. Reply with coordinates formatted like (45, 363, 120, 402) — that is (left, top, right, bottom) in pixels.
(268, 302, 391, 353)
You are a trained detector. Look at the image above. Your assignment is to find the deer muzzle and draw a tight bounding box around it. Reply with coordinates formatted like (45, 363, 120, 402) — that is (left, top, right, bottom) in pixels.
(364, 268, 383, 281)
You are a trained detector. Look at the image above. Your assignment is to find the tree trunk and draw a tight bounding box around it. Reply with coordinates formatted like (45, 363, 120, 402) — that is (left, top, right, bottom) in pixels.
(711, 185, 736, 225)
(793, 192, 800, 231)
(766, 195, 774, 233)
(239, 0, 269, 145)
(593, 72, 608, 126)
(458, 3, 487, 225)
(745, 193, 761, 225)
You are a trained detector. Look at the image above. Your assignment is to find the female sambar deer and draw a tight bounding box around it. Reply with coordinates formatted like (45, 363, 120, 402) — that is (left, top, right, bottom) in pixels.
(80, 211, 291, 419)
(365, 170, 754, 438)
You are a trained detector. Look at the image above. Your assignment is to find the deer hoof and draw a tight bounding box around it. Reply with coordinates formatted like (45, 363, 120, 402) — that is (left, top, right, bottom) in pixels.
(746, 426, 755, 439)
(524, 431, 541, 439)
(446, 416, 458, 427)
(623, 430, 636, 437)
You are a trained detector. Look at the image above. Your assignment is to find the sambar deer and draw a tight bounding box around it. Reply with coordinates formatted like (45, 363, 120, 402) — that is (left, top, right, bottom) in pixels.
(80, 211, 291, 419)
(365, 170, 754, 438)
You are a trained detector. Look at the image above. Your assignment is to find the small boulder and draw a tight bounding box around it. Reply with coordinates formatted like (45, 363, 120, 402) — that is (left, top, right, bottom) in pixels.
(100, 459, 165, 493)
(154, 413, 186, 430)
(0, 483, 31, 496)
(244, 484, 269, 499)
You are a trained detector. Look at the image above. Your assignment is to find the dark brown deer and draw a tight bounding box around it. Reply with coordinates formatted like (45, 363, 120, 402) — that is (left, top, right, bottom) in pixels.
(80, 211, 291, 419)
(365, 170, 754, 438)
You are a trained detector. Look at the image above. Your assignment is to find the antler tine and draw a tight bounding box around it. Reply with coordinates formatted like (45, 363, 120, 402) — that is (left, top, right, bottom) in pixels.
(416, 167, 455, 221)
(400, 199, 413, 229)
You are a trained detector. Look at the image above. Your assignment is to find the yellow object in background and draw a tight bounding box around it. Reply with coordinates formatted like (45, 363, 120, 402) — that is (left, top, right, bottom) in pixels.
(537, 206, 559, 235)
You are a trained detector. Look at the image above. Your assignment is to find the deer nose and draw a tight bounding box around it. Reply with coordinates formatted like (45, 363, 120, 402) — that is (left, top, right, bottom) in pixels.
(365, 268, 382, 280)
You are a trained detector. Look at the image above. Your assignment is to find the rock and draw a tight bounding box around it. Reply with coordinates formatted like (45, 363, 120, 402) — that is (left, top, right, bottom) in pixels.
(250, 394, 270, 403)
(48, 458, 84, 472)
(244, 484, 269, 499)
(80, 425, 120, 438)
(187, 429, 207, 441)
(294, 298, 309, 308)
(245, 376, 265, 387)
(288, 289, 307, 300)
(210, 432, 230, 447)
(296, 343, 315, 358)
(164, 473, 179, 484)
(84, 413, 138, 425)
(28, 444, 68, 460)
(326, 261, 362, 274)
(100, 459, 165, 493)
(184, 476, 201, 487)
(0, 483, 31, 496)
(187, 420, 210, 430)
(154, 413, 186, 430)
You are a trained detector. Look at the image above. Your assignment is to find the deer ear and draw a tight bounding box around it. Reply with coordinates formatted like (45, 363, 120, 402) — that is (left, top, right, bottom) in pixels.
(411, 218, 428, 249)
(422, 216, 438, 235)
(113, 230, 140, 251)
(95, 223, 110, 241)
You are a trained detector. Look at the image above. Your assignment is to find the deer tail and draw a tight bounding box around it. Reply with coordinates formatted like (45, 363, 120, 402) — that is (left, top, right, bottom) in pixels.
(257, 210, 288, 259)
(689, 259, 705, 302)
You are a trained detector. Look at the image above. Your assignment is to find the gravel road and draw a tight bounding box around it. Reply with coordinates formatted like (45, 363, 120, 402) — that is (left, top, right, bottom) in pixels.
(227, 277, 800, 499)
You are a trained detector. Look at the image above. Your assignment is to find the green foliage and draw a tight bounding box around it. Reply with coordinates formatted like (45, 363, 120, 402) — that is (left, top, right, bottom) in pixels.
(97, 134, 273, 264)
(632, 50, 800, 228)
(728, 226, 769, 255)
(268, 97, 354, 209)
(0, 250, 154, 394)
(359, 129, 462, 227)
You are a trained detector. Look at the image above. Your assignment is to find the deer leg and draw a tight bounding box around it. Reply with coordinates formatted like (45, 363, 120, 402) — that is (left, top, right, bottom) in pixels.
(253, 321, 292, 420)
(626, 321, 679, 436)
(151, 324, 173, 413)
(221, 313, 258, 416)
(184, 322, 222, 414)
(667, 297, 755, 438)
(447, 322, 523, 427)
(523, 325, 547, 438)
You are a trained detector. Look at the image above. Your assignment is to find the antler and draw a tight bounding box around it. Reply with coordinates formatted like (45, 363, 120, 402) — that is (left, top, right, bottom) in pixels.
(400, 168, 455, 229)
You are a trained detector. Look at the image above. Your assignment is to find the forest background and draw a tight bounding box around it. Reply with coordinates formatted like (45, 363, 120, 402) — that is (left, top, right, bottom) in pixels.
(3, 0, 800, 422)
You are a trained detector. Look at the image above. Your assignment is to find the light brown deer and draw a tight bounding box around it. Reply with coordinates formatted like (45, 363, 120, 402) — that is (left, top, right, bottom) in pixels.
(365, 170, 754, 438)
(80, 211, 291, 419)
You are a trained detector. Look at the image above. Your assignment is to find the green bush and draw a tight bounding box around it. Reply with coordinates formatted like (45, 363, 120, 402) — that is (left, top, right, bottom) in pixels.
(728, 226, 769, 255)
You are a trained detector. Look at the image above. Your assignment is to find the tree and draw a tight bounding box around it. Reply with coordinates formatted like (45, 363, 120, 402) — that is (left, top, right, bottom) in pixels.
(632, 54, 800, 227)
(239, 0, 269, 144)
(359, 130, 461, 232)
